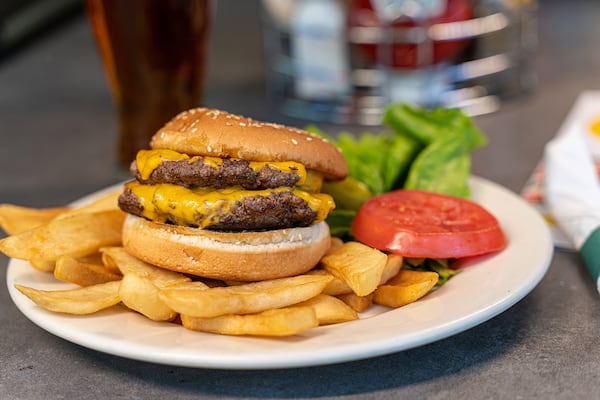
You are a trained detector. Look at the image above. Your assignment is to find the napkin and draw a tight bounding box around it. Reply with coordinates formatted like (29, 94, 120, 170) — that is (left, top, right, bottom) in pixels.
(544, 94, 600, 293)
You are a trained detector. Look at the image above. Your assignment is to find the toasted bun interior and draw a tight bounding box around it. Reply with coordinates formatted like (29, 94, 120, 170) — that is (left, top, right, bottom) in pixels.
(149, 108, 348, 180)
(122, 215, 331, 281)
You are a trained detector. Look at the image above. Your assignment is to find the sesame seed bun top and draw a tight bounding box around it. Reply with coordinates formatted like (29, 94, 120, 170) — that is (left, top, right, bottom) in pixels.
(149, 108, 348, 180)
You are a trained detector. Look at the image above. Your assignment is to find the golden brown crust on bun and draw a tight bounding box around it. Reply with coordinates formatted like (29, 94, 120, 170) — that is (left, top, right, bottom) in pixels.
(150, 108, 348, 180)
(122, 214, 331, 281)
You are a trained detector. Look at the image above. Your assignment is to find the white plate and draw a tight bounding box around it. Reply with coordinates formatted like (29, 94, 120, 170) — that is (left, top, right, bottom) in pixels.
(6, 176, 553, 369)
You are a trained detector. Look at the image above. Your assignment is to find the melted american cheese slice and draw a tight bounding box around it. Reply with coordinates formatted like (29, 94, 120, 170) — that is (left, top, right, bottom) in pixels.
(125, 181, 335, 229)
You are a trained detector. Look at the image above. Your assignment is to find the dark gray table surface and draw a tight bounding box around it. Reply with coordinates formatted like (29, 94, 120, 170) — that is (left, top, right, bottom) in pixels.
(2, 1, 599, 399)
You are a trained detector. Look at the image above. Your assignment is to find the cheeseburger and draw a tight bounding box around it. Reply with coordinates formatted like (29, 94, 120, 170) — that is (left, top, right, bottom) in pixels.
(118, 108, 348, 281)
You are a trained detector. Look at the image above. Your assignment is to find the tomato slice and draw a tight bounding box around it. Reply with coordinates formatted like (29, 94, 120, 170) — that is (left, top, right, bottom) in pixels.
(351, 190, 507, 259)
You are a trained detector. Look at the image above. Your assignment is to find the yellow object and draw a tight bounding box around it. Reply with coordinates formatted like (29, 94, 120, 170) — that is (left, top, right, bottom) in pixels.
(589, 117, 600, 138)
(181, 306, 318, 336)
(100, 246, 190, 287)
(297, 294, 358, 325)
(159, 274, 332, 318)
(320, 241, 388, 296)
(119, 274, 178, 322)
(374, 270, 439, 308)
(0, 210, 125, 261)
(54, 255, 122, 287)
(125, 181, 334, 228)
(14, 281, 121, 315)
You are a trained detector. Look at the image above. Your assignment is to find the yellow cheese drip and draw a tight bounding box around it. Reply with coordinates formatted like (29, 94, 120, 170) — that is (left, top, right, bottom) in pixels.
(136, 149, 188, 180)
(126, 182, 334, 228)
(135, 149, 307, 184)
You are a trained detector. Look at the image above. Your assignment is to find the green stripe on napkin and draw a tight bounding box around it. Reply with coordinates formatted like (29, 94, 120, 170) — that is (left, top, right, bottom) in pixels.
(580, 226, 600, 285)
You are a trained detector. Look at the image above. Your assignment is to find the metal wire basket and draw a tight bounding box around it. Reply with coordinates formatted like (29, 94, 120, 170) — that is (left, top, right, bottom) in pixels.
(262, 0, 538, 125)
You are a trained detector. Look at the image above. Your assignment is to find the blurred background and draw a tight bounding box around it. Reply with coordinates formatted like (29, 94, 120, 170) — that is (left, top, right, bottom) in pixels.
(1, 0, 599, 203)
(0, 0, 539, 123)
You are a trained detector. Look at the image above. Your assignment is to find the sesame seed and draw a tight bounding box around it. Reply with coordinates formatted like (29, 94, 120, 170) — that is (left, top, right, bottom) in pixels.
(291, 139, 298, 145)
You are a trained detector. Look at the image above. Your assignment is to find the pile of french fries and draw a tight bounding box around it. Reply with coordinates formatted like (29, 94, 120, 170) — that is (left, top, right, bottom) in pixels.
(0, 190, 439, 337)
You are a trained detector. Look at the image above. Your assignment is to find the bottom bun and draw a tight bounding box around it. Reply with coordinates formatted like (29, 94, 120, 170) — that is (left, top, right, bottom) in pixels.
(122, 214, 331, 281)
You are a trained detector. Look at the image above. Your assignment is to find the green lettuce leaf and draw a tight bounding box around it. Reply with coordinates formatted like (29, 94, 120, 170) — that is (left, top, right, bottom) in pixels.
(403, 135, 471, 198)
(383, 103, 487, 150)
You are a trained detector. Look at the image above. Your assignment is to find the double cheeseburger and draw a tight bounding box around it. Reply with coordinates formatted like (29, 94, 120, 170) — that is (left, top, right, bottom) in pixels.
(118, 108, 348, 281)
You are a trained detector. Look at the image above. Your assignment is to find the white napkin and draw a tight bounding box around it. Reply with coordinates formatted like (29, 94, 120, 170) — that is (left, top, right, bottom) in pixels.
(544, 92, 600, 292)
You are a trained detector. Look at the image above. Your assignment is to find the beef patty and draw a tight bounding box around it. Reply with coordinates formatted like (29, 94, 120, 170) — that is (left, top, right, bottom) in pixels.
(131, 157, 302, 189)
(118, 187, 318, 231)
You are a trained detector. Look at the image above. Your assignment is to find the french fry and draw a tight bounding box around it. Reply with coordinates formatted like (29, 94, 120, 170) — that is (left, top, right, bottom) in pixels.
(297, 294, 358, 325)
(100, 247, 190, 287)
(0, 204, 69, 235)
(307, 268, 353, 296)
(0, 210, 125, 261)
(160, 274, 332, 318)
(374, 270, 439, 308)
(100, 247, 191, 320)
(309, 252, 404, 297)
(320, 241, 387, 296)
(77, 253, 104, 265)
(99, 250, 121, 275)
(54, 255, 122, 286)
(181, 306, 318, 336)
(307, 245, 404, 297)
(119, 274, 178, 321)
(29, 258, 56, 273)
(54, 190, 121, 220)
(380, 254, 404, 284)
(336, 292, 374, 312)
(14, 281, 121, 314)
